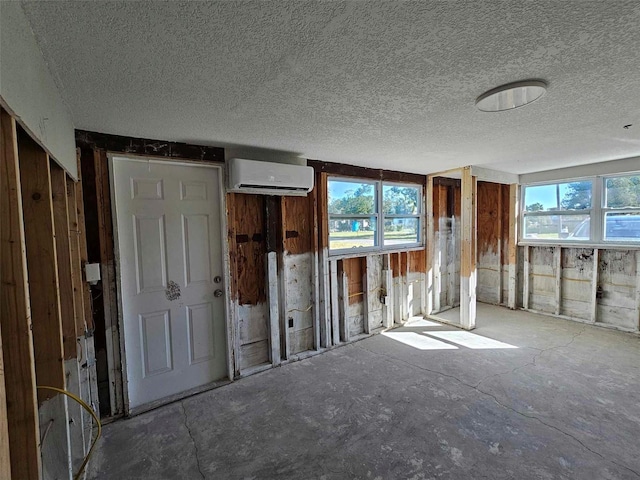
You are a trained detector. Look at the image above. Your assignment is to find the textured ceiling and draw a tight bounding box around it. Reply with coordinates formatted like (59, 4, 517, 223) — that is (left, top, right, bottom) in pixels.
(20, 1, 640, 175)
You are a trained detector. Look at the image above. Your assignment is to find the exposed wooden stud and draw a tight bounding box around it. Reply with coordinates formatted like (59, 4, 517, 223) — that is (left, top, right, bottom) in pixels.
(309, 184, 321, 351)
(329, 260, 340, 345)
(523, 245, 530, 310)
(66, 175, 86, 339)
(308, 159, 425, 185)
(554, 246, 562, 316)
(496, 183, 503, 304)
(0, 109, 41, 480)
(362, 258, 370, 334)
(425, 175, 435, 315)
(383, 254, 393, 328)
(507, 184, 518, 309)
(50, 162, 77, 360)
(590, 248, 599, 323)
(74, 149, 93, 333)
(94, 149, 123, 415)
(339, 268, 350, 342)
(266, 252, 281, 366)
(459, 167, 476, 330)
(316, 173, 332, 347)
(18, 130, 66, 404)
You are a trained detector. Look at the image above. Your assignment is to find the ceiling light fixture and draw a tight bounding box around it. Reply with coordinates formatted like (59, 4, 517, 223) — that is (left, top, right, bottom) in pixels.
(476, 80, 547, 112)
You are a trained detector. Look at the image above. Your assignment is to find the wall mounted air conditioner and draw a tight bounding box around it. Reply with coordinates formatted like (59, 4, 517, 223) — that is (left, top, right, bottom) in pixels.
(227, 158, 314, 196)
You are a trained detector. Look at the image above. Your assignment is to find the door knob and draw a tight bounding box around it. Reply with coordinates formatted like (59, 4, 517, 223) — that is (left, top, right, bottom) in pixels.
(214, 289, 224, 297)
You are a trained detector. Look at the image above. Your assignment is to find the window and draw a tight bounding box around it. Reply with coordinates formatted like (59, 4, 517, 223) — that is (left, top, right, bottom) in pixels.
(522, 180, 592, 240)
(521, 173, 640, 244)
(328, 178, 423, 254)
(603, 174, 640, 242)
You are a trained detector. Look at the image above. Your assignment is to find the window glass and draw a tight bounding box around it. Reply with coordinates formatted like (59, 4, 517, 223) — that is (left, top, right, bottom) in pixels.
(605, 175, 640, 208)
(604, 213, 640, 242)
(524, 181, 591, 212)
(383, 185, 420, 214)
(523, 214, 590, 240)
(328, 181, 375, 215)
(329, 218, 377, 250)
(383, 218, 419, 246)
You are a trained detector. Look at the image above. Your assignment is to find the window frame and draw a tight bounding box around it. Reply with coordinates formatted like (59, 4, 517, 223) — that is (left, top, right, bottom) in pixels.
(520, 172, 640, 247)
(327, 177, 424, 256)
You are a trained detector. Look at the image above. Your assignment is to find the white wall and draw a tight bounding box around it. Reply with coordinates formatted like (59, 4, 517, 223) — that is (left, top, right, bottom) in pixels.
(0, 2, 77, 179)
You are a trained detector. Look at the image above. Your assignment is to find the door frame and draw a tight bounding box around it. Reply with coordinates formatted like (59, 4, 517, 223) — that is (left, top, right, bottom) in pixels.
(108, 153, 234, 415)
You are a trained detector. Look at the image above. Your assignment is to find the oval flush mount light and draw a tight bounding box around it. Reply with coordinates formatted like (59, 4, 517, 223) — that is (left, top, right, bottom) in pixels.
(476, 80, 547, 112)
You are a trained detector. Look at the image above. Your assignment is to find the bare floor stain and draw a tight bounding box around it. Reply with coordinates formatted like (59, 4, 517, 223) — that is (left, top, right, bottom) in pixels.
(89, 305, 640, 480)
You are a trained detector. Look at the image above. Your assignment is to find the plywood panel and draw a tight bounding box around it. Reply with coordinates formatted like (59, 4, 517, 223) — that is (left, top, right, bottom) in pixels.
(18, 128, 66, 404)
(230, 193, 266, 305)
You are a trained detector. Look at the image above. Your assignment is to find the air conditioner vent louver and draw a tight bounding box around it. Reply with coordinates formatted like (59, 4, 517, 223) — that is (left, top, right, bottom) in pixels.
(228, 158, 314, 196)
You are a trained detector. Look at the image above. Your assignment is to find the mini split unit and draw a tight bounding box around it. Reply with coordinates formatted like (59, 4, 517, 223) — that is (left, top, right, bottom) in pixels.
(227, 158, 315, 196)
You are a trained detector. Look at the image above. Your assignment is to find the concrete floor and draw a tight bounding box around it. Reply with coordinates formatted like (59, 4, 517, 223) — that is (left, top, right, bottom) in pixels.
(89, 304, 640, 479)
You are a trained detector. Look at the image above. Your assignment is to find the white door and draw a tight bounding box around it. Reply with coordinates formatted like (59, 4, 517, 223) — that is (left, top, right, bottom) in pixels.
(112, 157, 227, 410)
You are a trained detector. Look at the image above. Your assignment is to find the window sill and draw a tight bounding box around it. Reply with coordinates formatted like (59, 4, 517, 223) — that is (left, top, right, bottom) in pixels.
(328, 244, 425, 261)
(518, 240, 640, 250)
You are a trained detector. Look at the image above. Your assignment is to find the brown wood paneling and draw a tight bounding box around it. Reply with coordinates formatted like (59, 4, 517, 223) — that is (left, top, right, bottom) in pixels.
(75, 130, 224, 163)
(409, 250, 426, 273)
(282, 196, 312, 255)
(309, 159, 425, 185)
(1, 109, 41, 480)
(50, 162, 77, 360)
(343, 257, 364, 304)
(230, 193, 267, 305)
(477, 181, 501, 256)
(501, 184, 510, 268)
(433, 184, 448, 232)
(17, 128, 65, 404)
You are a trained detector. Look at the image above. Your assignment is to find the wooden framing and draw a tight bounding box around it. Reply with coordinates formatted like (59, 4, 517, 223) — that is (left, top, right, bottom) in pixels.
(554, 246, 562, 316)
(50, 162, 78, 360)
(18, 129, 66, 404)
(523, 246, 530, 310)
(74, 150, 94, 332)
(425, 175, 435, 316)
(94, 149, 123, 416)
(330, 260, 341, 345)
(1, 109, 42, 480)
(459, 167, 477, 330)
(316, 172, 332, 347)
(309, 183, 321, 351)
(507, 184, 518, 309)
(66, 174, 87, 339)
(590, 248, 599, 323)
(267, 252, 281, 366)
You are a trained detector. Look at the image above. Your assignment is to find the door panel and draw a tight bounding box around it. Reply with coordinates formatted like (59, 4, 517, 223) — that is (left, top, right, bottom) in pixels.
(113, 158, 227, 410)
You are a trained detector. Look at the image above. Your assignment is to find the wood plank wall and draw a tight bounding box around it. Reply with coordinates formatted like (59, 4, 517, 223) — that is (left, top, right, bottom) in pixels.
(1, 109, 41, 480)
(17, 128, 66, 404)
(2, 109, 94, 478)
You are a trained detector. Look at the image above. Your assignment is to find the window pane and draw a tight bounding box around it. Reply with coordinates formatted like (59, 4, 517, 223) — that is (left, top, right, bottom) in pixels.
(329, 217, 377, 250)
(524, 181, 591, 212)
(383, 185, 420, 214)
(605, 213, 640, 242)
(605, 175, 640, 208)
(523, 214, 590, 240)
(383, 218, 419, 246)
(328, 180, 376, 215)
